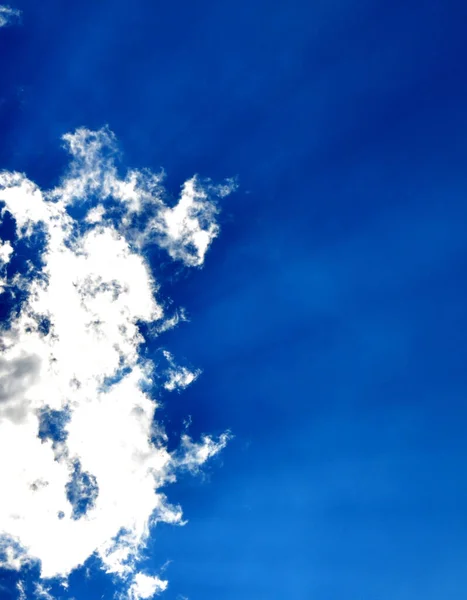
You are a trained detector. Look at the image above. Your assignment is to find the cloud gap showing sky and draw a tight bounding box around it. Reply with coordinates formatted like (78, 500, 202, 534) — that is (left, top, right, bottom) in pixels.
(0, 127, 235, 598)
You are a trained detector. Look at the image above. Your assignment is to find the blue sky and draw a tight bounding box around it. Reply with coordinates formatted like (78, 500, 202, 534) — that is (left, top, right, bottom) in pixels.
(1, 1, 467, 599)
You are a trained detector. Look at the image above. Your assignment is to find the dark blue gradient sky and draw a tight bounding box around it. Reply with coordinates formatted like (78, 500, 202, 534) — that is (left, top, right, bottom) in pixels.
(1, 1, 467, 599)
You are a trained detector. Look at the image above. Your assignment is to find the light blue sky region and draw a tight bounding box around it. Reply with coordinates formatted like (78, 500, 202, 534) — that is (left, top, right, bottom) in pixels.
(1, 1, 467, 600)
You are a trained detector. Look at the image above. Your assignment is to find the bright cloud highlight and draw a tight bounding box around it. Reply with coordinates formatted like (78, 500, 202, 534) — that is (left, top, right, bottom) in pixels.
(0, 127, 235, 597)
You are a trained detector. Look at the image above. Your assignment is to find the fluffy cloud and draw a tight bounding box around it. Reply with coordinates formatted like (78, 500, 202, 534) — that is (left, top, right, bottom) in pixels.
(0, 5, 20, 27)
(0, 128, 235, 597)
(128, 573, 168, 599)
(0, 239, 12, 263)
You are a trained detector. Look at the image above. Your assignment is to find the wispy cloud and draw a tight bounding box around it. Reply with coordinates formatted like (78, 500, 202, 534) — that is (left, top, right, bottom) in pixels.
(34, 583, 55, 600)
(0, 5, 20, 27)
(162, 350, 200, 392)
(0, 128, 235, 598)
(16, 581, 26, 600)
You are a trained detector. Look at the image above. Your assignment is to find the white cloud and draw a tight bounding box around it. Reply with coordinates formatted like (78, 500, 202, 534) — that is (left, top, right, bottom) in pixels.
(177, 432, 231, 475)
(128, 573, 168, 599)
(0, 128, 234, 593)
(0, 5, 20, 27)
(154, 307, 187, 335)
(47, 126, 237, 268)
(162, 350, 200, 392)
(34, 583, 55, 600)
(0, 239, 12, 264)
(149, 177, 220, 267)
(16, 581, 26, 600)
(0, 239, 13, 292)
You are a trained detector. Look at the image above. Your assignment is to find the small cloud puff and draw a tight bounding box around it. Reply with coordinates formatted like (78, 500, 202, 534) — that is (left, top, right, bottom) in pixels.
(0, 239, 12, 264)
(162, 351, 200, 392)
(34, 583, 54, 600)
(0, 5, 21, 27)
(128, 573, 168, 600)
